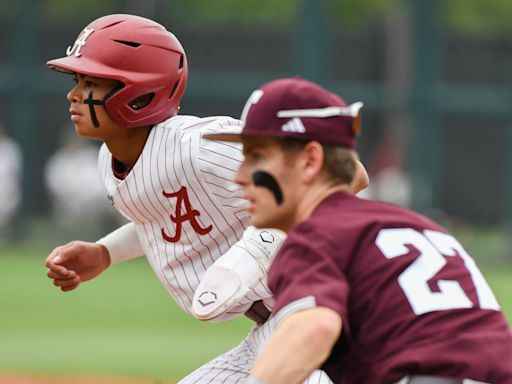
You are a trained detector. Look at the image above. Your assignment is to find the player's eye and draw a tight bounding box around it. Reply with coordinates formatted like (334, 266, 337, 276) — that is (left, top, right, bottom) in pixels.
(247, 150, 262, 162)
(85, 80, 95, 88)
(72, 76, 78, 84)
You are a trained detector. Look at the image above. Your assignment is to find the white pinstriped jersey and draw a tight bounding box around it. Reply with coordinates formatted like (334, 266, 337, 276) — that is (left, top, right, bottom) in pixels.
(98, 115, 274, 320)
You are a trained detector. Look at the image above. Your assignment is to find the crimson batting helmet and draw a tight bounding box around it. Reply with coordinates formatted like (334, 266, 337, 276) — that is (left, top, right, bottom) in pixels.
(47, 14, 188, 128)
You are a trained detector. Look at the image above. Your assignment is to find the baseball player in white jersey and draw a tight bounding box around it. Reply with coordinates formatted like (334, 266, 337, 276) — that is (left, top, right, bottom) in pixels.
(44, 14, 368, 383)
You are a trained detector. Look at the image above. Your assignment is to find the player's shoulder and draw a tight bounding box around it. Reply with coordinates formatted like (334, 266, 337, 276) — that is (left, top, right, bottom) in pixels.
(355, 196, 442, 231)
(320, 193, 431, 223)
(303, 193, 445, 240)
(198, 115, 243, 135)
(157, 115, 242, 136)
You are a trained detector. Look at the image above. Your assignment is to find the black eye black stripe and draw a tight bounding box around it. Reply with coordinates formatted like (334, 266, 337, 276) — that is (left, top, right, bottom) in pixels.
(83, 91, 103, 128)
(252, 171, 283, 205)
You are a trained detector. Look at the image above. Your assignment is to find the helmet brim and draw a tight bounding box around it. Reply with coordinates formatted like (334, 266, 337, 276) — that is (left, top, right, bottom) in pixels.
(47, 55, 128, 83)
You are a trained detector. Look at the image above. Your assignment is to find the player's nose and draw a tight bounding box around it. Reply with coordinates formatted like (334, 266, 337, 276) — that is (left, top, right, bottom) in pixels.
(234, 164, 250, 187)
(66, 85, 81, 103)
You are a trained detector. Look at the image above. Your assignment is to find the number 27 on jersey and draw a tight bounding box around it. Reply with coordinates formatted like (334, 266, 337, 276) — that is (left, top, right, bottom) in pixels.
(375, 228, 500, 316)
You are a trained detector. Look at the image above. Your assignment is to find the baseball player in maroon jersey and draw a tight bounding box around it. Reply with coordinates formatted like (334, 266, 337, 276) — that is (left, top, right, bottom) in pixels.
(43, 14, 369, 384)
(204, 78, 512, 384)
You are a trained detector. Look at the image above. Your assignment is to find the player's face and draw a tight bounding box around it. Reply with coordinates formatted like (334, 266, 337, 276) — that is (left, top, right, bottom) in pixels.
(66, 73, 123, 140)
(236, 137, 304, 231)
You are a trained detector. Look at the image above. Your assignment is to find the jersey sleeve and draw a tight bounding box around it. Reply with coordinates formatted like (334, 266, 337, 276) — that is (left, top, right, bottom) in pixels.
(268, 223, 351, 333)
(197, 118, 248, 218)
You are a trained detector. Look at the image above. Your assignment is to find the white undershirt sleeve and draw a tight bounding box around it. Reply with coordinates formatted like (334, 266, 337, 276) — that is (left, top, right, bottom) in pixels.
(96, 222, 144, 264)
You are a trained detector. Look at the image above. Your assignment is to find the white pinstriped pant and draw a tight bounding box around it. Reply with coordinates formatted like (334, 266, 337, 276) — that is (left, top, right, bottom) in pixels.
(178, 316, 332, 384)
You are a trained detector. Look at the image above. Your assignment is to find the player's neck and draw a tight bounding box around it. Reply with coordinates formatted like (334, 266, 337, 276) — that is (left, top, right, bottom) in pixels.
(104, 126, 152, 169)
(295, 183, 351, 225)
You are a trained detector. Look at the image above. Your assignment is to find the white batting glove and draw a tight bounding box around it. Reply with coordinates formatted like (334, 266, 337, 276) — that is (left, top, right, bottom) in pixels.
(192, 226, 286, 320)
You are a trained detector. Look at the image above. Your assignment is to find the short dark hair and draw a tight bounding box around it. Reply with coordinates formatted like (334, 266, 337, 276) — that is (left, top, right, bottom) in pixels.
(278, 138, 357, 185)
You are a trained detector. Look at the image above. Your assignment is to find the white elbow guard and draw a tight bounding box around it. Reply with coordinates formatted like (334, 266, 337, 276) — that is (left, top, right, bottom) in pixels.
(192, 226, 286, 320)
(96, 222, 144, 264)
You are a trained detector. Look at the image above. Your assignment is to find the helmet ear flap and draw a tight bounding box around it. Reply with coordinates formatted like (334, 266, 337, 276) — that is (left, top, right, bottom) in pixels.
(129, 93, 154, 110)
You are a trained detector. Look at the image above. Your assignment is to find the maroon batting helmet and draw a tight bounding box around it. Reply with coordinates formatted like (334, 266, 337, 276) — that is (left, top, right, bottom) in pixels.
(47, 14, 188, 128)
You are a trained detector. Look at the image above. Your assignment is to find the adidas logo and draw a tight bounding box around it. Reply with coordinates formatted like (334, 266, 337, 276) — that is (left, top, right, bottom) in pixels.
(281, 117, 306, 133)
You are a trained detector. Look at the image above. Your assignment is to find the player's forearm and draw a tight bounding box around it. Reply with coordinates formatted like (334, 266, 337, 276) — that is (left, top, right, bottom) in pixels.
(192, 226, 285, 321)
(250, 307, 341, 384)
(96, 222, 144, 264)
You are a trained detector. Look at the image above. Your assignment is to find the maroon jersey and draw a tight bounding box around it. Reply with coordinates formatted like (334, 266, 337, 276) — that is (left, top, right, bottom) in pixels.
(268, 192, 512, 384)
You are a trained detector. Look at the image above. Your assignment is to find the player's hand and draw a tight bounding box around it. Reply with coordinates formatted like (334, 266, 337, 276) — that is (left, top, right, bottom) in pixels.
(45, 241, 111, 292)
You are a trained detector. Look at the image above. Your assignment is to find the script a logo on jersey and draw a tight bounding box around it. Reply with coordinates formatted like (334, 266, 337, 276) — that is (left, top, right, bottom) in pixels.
(66, 27, 94, 58)
(161, 186, 212, 243)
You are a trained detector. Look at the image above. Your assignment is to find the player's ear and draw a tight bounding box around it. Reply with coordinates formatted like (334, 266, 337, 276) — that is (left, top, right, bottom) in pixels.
(300, 141, 324, 183)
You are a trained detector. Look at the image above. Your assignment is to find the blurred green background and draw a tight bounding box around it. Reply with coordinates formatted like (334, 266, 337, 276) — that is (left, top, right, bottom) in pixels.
(4, 0, 512, 229)
(0, 241, 510, 382)
(0, 244, 253, 382)
(1, 0, 512, 382)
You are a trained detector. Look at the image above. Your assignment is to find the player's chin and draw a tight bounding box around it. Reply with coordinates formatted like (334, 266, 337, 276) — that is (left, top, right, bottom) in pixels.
(249, 211, 272, 229)
(250, 217, 266, 229)
(72, 122, 86, 134)
(75, 124, 100, 139)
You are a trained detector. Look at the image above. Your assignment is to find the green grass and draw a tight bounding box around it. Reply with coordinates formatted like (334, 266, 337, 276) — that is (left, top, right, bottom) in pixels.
(0, 245, 252, 381)
(480, 267, 512, 320)
(0, 243, 510, 382)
